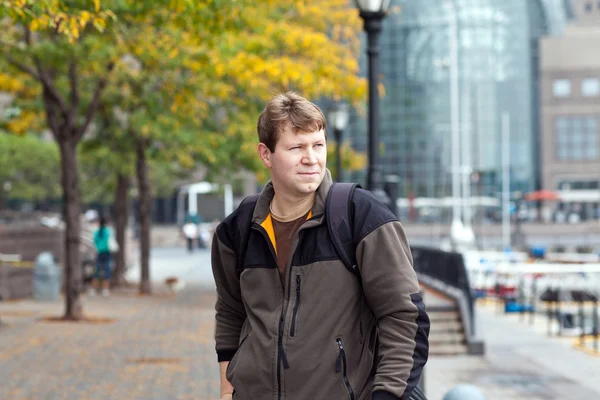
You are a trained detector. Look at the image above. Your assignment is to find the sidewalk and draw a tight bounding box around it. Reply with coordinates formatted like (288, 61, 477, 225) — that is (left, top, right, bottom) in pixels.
(425, 303, 600, 400)
(3, 280, 600, 399)
(0, 285, 220, 400)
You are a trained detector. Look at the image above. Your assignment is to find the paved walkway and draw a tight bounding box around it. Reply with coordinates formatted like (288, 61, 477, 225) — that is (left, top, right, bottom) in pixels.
(0, 286, 220, 400)
(425, 303, 600, 400)
(3, 245, 600, 400)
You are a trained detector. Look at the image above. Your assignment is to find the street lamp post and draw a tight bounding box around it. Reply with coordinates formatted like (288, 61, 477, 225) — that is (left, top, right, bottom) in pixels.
(355, 0, 391, 205)
(329, 102, 350, 181)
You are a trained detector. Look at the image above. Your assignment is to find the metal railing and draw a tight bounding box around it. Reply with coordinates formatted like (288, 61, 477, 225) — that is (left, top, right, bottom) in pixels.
(411, 246, 485, 355)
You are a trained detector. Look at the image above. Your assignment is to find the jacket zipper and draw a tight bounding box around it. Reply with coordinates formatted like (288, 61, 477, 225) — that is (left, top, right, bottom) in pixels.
(255, 222, 309, 400)
(277, 228, 306, 399)
(252, 224, 289, 400)
(290, 275, 301, 337)
(336, 338, 355, 400)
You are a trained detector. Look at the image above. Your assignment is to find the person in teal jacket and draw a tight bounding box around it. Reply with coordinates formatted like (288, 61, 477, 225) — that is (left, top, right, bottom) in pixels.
(90, 216, 114, 297)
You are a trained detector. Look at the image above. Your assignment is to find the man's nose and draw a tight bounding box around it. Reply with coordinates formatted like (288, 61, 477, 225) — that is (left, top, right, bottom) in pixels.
(302, 149, 318, 164)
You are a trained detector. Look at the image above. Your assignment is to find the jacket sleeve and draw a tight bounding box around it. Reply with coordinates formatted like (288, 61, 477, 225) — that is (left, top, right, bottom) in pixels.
(356, 221, 430, 400)
(211, 229, 247, 362)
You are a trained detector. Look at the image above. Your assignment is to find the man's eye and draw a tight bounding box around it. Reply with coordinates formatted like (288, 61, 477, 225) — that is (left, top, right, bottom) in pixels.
(315, 144, 324, 147)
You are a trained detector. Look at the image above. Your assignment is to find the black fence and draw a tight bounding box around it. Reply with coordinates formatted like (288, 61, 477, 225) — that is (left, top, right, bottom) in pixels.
(511, 279, 600, 353)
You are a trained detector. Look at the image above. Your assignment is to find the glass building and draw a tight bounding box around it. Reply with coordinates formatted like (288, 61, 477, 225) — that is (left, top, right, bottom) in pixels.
(348, 0, 570, 202)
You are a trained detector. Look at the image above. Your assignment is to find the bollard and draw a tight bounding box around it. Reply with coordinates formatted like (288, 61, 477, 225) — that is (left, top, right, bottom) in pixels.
(443, 384, 486, 400)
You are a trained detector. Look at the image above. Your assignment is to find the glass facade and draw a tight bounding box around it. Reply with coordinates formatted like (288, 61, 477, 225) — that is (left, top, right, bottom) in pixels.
(347, 0, 569, 202)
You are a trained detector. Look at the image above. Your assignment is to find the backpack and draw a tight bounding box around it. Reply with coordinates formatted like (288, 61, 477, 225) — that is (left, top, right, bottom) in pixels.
(234, 182, 360, 279)
(232, 182, 428, 400)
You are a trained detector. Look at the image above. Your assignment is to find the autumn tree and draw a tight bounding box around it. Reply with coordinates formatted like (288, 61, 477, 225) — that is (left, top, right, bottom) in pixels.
(0, 1, 121, 319)
(0, 132, 61, 205)
(90, 0, 368, 294)
(0, 0, 368, 303)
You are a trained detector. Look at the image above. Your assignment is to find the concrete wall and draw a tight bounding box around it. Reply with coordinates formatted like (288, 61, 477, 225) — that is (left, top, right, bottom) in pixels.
(0, 225, 64, 263)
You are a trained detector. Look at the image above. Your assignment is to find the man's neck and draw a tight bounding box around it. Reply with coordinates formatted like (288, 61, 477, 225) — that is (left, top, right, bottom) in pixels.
(270, 192, 315, 222)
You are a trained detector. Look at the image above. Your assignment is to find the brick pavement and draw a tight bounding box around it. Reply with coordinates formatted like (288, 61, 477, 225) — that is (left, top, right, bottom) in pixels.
(0, 285, 220, 400)
(3, 284, 600, 400)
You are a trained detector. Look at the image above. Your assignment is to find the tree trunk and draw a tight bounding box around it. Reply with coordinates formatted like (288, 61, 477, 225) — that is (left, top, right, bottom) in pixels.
(135, 138, 152, 294)
(112, 173, 129, 287)
(59, 138, 84, 320)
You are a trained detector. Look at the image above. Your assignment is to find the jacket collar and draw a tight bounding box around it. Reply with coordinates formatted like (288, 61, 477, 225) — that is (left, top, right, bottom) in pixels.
(252, 169, 333, 223)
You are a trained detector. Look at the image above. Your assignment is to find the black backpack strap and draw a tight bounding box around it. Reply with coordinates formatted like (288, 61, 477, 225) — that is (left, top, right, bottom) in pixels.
(235, 193, 260, 277)
(326, 182, 360, 280)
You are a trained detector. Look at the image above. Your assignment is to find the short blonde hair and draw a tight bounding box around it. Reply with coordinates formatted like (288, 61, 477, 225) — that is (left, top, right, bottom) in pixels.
(257, 92, 327, 152)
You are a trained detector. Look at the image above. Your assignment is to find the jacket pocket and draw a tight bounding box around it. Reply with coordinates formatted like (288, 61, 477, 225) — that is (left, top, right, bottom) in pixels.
(290, 275, 301, 337)
(335, 337, 355, 400)
(226, 333, 250, 379)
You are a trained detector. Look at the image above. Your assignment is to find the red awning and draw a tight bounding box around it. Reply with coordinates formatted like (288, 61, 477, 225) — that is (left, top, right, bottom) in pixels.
(524, 189, 560, 201)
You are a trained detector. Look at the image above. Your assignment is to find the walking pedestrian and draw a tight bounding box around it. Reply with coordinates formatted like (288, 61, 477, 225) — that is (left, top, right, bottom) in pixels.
(183, 221, 198, 252)
(90, 215, 115, 297)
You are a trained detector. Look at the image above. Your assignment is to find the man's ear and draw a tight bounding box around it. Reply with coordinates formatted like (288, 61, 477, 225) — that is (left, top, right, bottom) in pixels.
(257, 143, 272, 169)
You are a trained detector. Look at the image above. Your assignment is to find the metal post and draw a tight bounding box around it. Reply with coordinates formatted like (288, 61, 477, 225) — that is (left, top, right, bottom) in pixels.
(547, 298, 552, 336)
(448, 0, 462, 226)
(579, 299, 585, 347)
(417, 289, 426, 396)
(461, 82, 473, 233)
(495, 275, 502, 315)
(334, 128, 343, 182)
(556, 287, 562, 336)
(530, 277, 537, 326)
(362, 15, 389, 205)
(518, 275, 525, 322)
(501, 113, 511, 250)
(593, 298, 598, 352)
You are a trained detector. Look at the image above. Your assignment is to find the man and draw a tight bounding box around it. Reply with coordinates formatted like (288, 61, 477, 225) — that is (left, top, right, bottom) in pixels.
(212, 92, 429, 400)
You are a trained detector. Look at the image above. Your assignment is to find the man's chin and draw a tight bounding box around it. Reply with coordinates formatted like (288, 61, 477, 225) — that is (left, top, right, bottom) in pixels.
(295, 180, 323, 194)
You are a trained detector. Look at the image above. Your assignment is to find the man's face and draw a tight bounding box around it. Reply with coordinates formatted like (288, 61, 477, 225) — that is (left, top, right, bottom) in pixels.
(258, 124, 327, 198)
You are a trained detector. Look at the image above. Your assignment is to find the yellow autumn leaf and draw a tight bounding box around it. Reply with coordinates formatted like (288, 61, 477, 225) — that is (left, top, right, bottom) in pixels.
(69, 18, 80, 39)
(80, 11, 91, 28)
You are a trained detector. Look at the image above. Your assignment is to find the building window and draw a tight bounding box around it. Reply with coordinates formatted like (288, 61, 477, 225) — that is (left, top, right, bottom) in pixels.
(553, 79, 571, 97)
(582, 78, 600, 97)
(558, 180, 599, 190)
(555, 116, 599, 161)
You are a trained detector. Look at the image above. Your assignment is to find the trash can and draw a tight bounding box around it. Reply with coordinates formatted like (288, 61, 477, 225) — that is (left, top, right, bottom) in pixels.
(33, 252, 61, 301)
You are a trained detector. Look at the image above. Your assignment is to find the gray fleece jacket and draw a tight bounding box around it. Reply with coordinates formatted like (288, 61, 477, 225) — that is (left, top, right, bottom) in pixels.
(212, 171, 429, 400)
